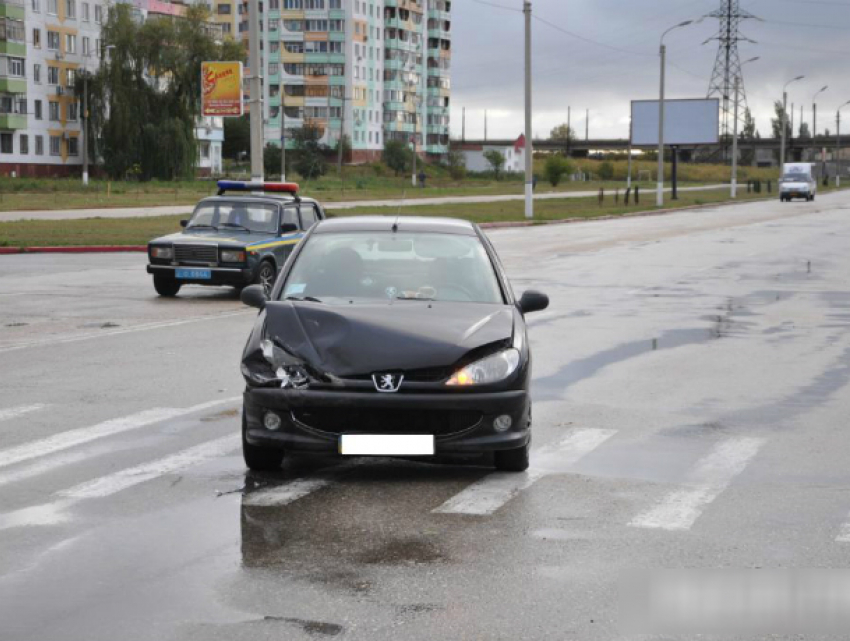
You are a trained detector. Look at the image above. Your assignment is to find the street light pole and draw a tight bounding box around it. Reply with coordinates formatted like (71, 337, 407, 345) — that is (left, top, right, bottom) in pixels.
(280, 93, 286, 180)
(837, 101, 850, 187)
(82, 69, 88, 186)
(780, 75, 804, 176)
(523, 0, 533, 219)
(657, 20, 694, 208)
(247, 0, 263, 182)
(731, 57, 758, 199)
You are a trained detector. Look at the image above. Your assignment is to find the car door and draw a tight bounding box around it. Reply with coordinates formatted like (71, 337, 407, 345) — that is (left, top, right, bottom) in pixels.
(298, 203, 320, 230)
(272, 204, 301, 272)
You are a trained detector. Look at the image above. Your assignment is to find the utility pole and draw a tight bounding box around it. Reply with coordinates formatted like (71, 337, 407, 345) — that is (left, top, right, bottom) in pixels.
(813, 87, 828, 142)
(627, 115, 633, 189)
(462, 106, 466, 142)
(837, 109, 841, 187)
(585, 108, 589, 142)
(281, 94, 286, 180)
(523, 0, 533, 219)
(484, 110, 488, 141)
(248, 0, 263, 182)
(567, 106, 571, 156)
(338, 94, 346, 176)
(781, 76, 804, 176)
(82, 69, 89, 186)
(731, 75, 740, 198)
(657, 41, 666, 207)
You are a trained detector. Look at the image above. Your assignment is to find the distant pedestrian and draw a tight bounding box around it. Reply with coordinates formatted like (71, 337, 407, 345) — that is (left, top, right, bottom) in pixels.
(532, 174, 538, 191)
(418, 171, 426, 188)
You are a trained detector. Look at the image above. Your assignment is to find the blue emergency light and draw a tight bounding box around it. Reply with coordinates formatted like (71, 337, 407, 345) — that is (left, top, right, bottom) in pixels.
(216, 180, 300, 196)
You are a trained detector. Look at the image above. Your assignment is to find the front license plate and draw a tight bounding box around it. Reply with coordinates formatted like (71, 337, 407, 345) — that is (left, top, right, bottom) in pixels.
(176, 268, 212, 280)
(340, 434, 435, 456)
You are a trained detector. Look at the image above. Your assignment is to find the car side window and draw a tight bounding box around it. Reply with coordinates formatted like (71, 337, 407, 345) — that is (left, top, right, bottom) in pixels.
(281, 206, 299, 232)
(300, 205, 318, 230)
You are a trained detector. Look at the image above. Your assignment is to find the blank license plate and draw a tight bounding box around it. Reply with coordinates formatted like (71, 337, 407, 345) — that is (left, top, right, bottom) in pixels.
(176, 269, 212, 280)
(340, 434, 435, 456)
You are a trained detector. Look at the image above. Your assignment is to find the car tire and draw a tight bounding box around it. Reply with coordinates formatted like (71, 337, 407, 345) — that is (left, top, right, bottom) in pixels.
(494, 443, 530, 472)
(153, 275, 181, 297)
(253, 260, 276, 298)
(810, 194, 815, 201)
(242, 410, 285, 471)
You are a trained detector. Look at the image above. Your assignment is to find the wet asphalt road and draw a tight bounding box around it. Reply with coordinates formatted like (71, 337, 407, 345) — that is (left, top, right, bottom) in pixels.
(2, 193, 850, 640)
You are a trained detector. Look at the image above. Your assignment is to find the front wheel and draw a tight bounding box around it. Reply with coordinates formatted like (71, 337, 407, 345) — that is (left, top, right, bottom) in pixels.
(153, 275, 181, 297)
(242, 410, 285, 471)
(494, 443, 530, 472)
(253, 261, 276, 298)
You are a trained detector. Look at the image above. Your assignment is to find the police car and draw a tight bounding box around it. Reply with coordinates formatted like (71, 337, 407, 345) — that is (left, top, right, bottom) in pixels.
(146, 181, 326, 297)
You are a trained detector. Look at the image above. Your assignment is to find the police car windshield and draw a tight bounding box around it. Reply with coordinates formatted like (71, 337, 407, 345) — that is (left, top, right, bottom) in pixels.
(281, 231, 505, 305)
(187, 202, 278, 234)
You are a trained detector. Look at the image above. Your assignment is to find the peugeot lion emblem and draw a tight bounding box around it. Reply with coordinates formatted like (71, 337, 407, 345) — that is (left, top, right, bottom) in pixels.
(373, 373, 403, 393)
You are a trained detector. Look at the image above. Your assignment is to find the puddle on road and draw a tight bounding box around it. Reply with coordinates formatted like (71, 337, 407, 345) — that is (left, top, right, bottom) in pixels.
(261, 615, 344, 637)
(357, 538, 447, 566)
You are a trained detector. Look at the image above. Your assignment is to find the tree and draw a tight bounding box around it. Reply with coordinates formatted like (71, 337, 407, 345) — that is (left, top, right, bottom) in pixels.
(771, 100, 793, 140)
(223, 115, 250, 160)
(544, 155, 573, 187)
(799, 122, 812, 139)
(89, 3, 245, 180)
(483, 149, 506, 179)
(291, 124, 328, 180)
(446, 146, 467, 180)
(263, 143, 282, 178)
(383, 139, 412, 175)
(740, 107, 759, 166)
(549, 123, 575, 142)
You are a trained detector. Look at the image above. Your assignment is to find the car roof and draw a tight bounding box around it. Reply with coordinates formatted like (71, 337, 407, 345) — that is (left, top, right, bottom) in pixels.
(313, 216, 477, 236)
(196, 194, 321, 207)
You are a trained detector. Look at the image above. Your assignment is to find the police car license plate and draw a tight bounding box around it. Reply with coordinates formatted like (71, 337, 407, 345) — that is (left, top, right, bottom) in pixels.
(176, 269, 212, 280)
(339, 434, 435, 456)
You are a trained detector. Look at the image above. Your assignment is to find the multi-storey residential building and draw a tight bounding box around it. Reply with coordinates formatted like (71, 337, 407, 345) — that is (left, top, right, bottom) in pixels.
(243, 0, 450, 163)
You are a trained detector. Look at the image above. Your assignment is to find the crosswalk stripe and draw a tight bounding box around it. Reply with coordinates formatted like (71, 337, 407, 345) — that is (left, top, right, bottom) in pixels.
(59, 434, 240, 499)
(0, 397, 240, 471)
(242, 462, 361, 507)
(629, 436, 765, 531)
(433, 428, 617, 516)
(835, 519, 850, 543)
(0, 404, 46, 423)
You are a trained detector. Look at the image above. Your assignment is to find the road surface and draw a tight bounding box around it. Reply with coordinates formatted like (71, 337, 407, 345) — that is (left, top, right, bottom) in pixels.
(0, 184, 725, 222)
(1, 193, 850, 640)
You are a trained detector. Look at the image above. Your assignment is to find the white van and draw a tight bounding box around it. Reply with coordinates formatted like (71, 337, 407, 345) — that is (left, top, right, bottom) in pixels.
(780, 163, 817, 202)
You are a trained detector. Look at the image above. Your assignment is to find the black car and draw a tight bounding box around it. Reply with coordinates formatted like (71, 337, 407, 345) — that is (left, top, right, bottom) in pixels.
(146, 181, 326, 297)
(238, 216, 549, 472)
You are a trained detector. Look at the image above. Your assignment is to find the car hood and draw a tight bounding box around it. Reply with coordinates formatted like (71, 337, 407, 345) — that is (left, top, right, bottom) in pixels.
(149, 230, 273, 246)
(263, 301, 515, 377)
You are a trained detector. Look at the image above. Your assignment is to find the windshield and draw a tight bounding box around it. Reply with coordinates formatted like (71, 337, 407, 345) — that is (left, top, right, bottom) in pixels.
(187, 201, 278, 233)
(782, 173, 810, 182)
(280, 231, 505, 304)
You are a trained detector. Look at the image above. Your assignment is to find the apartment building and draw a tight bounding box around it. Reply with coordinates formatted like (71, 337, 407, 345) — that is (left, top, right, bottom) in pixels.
(239, 0, 451, 163)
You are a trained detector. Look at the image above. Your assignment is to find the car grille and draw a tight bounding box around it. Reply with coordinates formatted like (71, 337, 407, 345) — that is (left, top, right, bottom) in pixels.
(175, 244, 217, 264)
(291, 408, 482, 439)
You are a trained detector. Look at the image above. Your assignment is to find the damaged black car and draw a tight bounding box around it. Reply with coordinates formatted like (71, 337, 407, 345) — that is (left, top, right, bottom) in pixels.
(239, 216, 549, 472)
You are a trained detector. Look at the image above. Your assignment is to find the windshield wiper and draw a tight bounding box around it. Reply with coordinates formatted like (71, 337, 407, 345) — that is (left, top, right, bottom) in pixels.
(187, 224, 216, 230)
(285, 296, 324, 303)
(396, 295, 436, 301)
(219, 222, 252, 232)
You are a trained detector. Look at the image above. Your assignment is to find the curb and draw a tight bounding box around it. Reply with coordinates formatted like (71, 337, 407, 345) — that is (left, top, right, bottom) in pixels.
(0, 245, 147, 254)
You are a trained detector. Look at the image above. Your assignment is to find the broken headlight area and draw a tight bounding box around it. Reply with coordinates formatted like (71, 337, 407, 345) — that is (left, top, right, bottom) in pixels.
(241, 339, 312, 389)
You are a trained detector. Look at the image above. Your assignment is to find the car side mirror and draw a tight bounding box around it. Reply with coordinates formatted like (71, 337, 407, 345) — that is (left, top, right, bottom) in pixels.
(518, 290, 549, 314)
(280, 223, 298, 234)
(180, 219, 189, 228)
(241, 284, 267, 310)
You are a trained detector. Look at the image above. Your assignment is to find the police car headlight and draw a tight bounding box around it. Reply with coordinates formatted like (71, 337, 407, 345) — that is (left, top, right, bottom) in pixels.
(221, 250, 246, 263)
(446, 349, 521, 386)
(150, 246, 173, 259)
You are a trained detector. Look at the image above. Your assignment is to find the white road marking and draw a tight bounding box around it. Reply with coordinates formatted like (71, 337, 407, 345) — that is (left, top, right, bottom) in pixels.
(629, 437, 765, 531)
(0, 445, 111, 488)
(433, 428, 616, 516)
(59, 434, 240, 499)
(0, 404, 46, 423)
(835, 519, 850, 543)
(0, 397, 239, 471)
(0, 310, 251, 354)
(242, 462, 362, 507)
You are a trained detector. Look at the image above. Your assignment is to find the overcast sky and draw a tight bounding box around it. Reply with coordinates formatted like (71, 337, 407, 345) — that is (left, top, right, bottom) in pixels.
(450, 0, 850, 142)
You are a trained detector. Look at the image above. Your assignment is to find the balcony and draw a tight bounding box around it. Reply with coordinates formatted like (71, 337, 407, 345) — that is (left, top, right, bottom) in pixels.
(0, 112, 25, 129)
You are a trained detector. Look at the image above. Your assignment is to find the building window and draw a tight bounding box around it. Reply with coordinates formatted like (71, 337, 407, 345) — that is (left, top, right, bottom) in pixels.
(200, 141, 210, 159)
(7, 57, 24, 78)
(33, 64, 40, 83)
(82, 1, 89, 20)
(65, 0, 76, 19)
(33, 28, 40, 48)
(47, 65, 58, 84)
(94, 4, 102, 23)
(66, 34, 76, 54)
(35, 135, 44, 155)
(47, 0, 57, 15)
(0, 133, 12, 154)
(32, 0, 40, 12)
(82, 36, 90, 56)
(34, 99, 42, 119)
(19, 134, 27, 154)
(217, 3, 230, 14)
(268, 62, 278, 75)
(65, 68, 75, 87)
(50, 135, 61, 156)
(67, 102, 78, 121)
(68, 137, 79, 156)
(49, 101, 59, 121)
(47, 30, 59, 50)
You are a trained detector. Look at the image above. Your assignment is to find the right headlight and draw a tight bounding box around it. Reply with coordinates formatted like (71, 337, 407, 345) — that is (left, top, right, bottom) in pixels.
(241, 339, 310, 388)
(446, 348, 521, 387)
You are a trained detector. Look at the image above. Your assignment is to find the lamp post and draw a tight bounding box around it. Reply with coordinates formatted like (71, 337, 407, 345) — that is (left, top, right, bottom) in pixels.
(657, 20, 695, 208)
(836, 100, 850, 187)
(731, 56, 758, 198)
(523, 0, 533, 219)
(780, 75, 804, 175)
(813, 85, 828, 140)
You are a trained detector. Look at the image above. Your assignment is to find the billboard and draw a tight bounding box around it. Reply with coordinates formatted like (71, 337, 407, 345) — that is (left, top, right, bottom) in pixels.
(201, 62, 243, 117)
(631, 98, 719, 146)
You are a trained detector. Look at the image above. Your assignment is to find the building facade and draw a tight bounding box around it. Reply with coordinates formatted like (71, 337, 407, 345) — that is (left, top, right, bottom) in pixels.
(242, 0, 451, 163)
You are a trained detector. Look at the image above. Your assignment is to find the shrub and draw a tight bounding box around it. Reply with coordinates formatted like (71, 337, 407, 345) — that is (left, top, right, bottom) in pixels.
(544, 155, 574, 187)
(598, 161, 615, 180)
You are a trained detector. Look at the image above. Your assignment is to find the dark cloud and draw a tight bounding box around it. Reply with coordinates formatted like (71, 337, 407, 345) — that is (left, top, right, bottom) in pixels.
(451, 0, 850, 141)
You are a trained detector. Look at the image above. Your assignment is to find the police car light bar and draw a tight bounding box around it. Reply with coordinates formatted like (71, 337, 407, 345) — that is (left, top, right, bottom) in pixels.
(216, 180, 300, 195)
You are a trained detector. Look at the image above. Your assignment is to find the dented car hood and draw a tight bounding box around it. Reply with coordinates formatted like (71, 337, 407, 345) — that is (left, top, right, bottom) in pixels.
(263, 301, 515, 377)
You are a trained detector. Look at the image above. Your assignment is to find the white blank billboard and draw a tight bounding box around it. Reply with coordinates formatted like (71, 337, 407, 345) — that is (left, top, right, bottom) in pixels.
(631, 99, 720, 146)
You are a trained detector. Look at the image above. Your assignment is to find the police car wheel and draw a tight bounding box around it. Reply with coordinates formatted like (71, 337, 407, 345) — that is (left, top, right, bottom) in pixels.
(153, 275, 181, 297)
(254, 261, 276, 297)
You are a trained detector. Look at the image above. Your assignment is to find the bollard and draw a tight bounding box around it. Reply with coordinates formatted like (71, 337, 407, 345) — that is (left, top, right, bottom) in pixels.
(598, 187, 604, 206)
(615, 188, 619, 204)
(625, 187, 631, 205)
(747, 180, 752, 193)
(635, 185, 640, 204)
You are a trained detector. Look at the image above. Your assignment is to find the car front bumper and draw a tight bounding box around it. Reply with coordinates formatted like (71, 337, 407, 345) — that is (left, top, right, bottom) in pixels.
(147, 264, 254, 287)
(243, 387, 531, 455)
